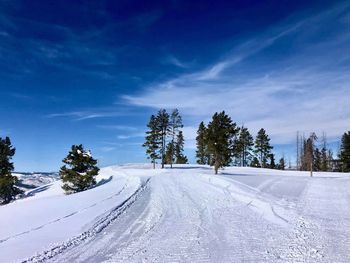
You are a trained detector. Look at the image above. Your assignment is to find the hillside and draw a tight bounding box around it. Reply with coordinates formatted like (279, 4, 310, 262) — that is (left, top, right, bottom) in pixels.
(0, 165, 349, 262)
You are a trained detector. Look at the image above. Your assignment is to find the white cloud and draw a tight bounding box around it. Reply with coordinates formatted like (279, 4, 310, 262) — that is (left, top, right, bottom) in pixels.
(96, 125, 138, 131)
(123, 3, 350, 146)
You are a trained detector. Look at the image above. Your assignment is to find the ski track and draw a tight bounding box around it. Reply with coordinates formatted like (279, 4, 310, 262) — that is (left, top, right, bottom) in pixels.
(21, 178, 151, 263)
(3, 166, 349, 263)
(0, 184, 128, 245)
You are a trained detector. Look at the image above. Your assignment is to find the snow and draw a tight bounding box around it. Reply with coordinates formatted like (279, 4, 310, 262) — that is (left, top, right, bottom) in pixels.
(1, 165, 349, 262)
(14, 172, 58, 192)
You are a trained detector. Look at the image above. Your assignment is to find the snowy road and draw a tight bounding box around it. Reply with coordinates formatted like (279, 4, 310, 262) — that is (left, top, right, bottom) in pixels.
(1, 165, 349, 262)
(34, 167, 350, 263)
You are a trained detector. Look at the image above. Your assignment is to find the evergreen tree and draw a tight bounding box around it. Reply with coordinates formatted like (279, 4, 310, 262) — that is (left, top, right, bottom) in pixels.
(278, 157, 285, 170)
(206, 111, 238, 174)
(339, 131, 350, 172)
(143, 115, 161, 168)
(156, 109, 170, 168)
(165, 142, 174, 165)
(60, 144, 99, 194)
(174, 131, 188, 164)
(320, 146, 328, 171)
(236, 126, 254, 167)
(313, 148, 321, 172)
(250, 157, 260, 167)
(196, 122, 209, 165)
(168, 109, 183, 168)
(0, 137, 22, 204)
(269, 153, 276, 169)
(254, 128, 273, 168)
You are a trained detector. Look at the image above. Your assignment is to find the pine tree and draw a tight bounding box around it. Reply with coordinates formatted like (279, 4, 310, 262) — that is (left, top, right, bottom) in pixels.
(0, 137, 22, 204)
(250, 157, 260, 167)
(165, 142, 174, 165)
(236, 126, 254, 167)
(320, 147, 328, 171)
(60, 144, 99, 194)
(254, 128, 273, 168)
(143, 115, 161, 168)
(339, 131, 350, 172)
(278, 157, 285, 170)
(168, 109, 183, 168)
(156, 109, 170, 168)
(206, 111, 238, 174)
(196, 122, 208, 165)
(313, 148, 321, 172)
(175, 131, 188, 164)
(269, 153, 276, 169)
(320, 133, 328, 171)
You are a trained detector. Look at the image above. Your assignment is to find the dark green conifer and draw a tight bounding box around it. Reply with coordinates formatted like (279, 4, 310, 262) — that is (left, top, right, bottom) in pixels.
(339, 131, 350, 172)
(196, 122, 209, 165)
(143, 115, 161, 168)
(236, 126, 254, 167)
(156, 109, 170, 168)
(60, 144, 99, 194)
(278, 157, 285, 170)
(168, 109, 183, 168)
(0, 137, 22, 204)
(206, 111, 238, 174)
(175, 131, 188, 164)
(254, 128, 273, 168)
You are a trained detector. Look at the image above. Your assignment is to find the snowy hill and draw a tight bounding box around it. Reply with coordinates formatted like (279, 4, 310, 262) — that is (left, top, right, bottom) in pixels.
(14, 172, 59, 192)
(0, 165, 349, 262)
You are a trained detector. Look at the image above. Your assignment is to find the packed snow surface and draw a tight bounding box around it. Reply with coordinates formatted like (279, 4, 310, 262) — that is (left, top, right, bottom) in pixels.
(1, 165, 349, 262)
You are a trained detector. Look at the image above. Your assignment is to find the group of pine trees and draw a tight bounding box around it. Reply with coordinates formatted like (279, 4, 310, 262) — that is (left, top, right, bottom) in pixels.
(0, 136, 99, 204)
(1, 120, 350, 203)
(195, 111, 285, 174)
(143, 109, 188, 168)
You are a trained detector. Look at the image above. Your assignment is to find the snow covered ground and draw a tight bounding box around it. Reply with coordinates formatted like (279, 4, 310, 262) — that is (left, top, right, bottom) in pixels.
(14, 172, 59, 192)
(1, 165, 349, 262)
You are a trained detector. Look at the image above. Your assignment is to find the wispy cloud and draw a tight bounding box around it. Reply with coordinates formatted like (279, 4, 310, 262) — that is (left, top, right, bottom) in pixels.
(96, 125, 138, 131)
(124, 2, 350, 145)
(117, 133, 144, 140)
(45, 110, 127, 121)
(162, 54, 191, 69)
(99, 146, 116, 152)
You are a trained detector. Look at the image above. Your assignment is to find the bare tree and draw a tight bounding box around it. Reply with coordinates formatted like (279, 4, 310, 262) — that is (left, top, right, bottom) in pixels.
(305, 133, 317, 177)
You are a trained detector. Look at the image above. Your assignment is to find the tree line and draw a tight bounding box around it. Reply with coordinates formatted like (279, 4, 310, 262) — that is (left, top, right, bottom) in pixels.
(195, 111, 284, 174)
(1, 115, 350, 203)
(143, 109, 188, 168)
(296, 131, 350, 174)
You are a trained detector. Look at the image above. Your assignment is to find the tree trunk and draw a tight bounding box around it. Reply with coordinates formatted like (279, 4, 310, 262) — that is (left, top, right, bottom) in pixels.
(310, 161, 313, 177)
(161, 131, 165, 169)
(214, 160, 219, 174)
(153, 160, 155, 169)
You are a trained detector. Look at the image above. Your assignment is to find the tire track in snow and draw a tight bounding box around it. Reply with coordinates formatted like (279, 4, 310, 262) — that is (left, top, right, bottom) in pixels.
(20, 178, 150, 263)
(0, 180, 129, 245)
(281, 177, 350, 263)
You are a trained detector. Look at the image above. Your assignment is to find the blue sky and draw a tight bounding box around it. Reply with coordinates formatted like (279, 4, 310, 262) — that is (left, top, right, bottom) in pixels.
(0, 0, 349, 171)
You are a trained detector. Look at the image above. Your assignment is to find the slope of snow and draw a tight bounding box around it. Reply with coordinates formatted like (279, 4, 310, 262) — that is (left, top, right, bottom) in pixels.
(0, 167, 142, 262)
(14, 172, 59, 192)
(1, 165, 349, 262)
